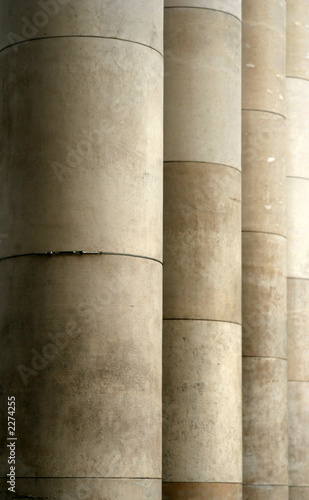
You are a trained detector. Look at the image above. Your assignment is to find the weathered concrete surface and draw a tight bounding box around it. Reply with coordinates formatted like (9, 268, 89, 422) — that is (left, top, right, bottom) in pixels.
(0, 0, 163, 53)
(242, 0, 286, 115)
(0, 37, 163, 261)
(164, 163, 241, 323)
(287, 178, 309, 280)
(163, 320, 242, 483)
(287, 1, 309, 495)
(164, 0, 241, 20)
(287, 278, 309, 381)
(289, 486, 309, 500)
(163, 2, 242, 493)
(242, 357, 288, 486)
(288, 381, 309, 487)
(164, 7, 241, 168)
(287, 0, 309, 79)
(242, 232, 287, 358)
(242, 0, 287, 496)
(162, 482, 242, 499)
(286, 79, 309, 179)
(0, 477, 162, 499)
(242, 111, 286, 236)
(0, 256, 162, 478)
(243, 485, 288, 500)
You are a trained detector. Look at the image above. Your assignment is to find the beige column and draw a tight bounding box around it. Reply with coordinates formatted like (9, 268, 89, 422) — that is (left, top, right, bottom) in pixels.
(242, 1, 288, 499)
(286, 1, 309, 499)
(0, 1, 163, 499)
(163, 1, 242, 499)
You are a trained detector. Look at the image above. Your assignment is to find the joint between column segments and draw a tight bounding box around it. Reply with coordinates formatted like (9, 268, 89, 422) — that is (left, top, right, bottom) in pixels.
(164, 318, 241, 325)
(164, 6, 242, 24)
(286, 75, 309, 83)
(0, 251, 163, 265)
(164, 160, 241, 173)
(0, 35, 164, 58)
(242, 108, 286, 120)
(242, 230, 287, 240)
(243, 355, 287, 362)
(287, 175, 309, 182)
(7, 476, 162, 480)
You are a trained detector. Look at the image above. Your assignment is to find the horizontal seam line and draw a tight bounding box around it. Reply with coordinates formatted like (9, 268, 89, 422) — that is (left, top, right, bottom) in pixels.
(243, 483, 288, 487)
(163, 481, 242, 485)
(242, 108, 286, 120)
(4, 477, 162, 480)
(0, 252, 163, 265)
(164, 6, 241, 23)
(164, 161, 240, 172)
(287, 276, 309, 281)
(243, 355, 287, 361)
(242, 230, 287, 239)
(163, 318, 241, 325)
(0, 35, 163, 58)
(289, 485, 309, 488)
(286, 75, 309, 83)
(287, 175, 309, 181)
(288, 380, 309, 383)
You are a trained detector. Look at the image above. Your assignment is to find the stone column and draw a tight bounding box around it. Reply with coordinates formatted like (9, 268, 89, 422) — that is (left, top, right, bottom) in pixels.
(242, 1, 288, 499)
(0, 1, 163, 499)
(163, 2, 242, 499)
(286, 1, 309, 498)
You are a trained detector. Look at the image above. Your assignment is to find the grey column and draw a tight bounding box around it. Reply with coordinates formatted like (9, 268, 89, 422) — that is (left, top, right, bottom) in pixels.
(163, 1, 242, 499)
(0, 1, 163, 498)
(286, 1, 309, 499)
(242, 1, 288, 499)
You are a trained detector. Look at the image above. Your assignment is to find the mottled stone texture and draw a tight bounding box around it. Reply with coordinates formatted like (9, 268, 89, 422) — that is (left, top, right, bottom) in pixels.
(163, 0, 242, 493)
(0, 1, 163, 499)
(0, 478, 162, 499)
(287, 0, 309, 495)
(242, 0, 288, 497)
(163, 482, 242, 500)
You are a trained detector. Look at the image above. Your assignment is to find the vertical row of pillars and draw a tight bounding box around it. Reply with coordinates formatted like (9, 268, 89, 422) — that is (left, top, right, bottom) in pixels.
(0, 1, 309, 499)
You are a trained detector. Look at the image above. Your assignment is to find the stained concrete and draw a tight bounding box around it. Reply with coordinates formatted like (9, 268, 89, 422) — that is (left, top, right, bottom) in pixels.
(242, 232, 287, 358)
(242, 357, 288, 486)
(287, 0, 309, 79)
(288, 381, 309, 486)
(242, 0, 288, 496)
(0, 477, 162, 499)
(287, 178, 309, 279)
(164, 7, 241, 168)
(163, 1, 242, 495)
(0, 37, 163, 261)
(164, 0, 241, 20)
(163, 321, 242, 483)
(286, 78, 309, 178)
(0, 256, 162, 478)
(287, 278, 309, 381)
(242, 111, 286, 236)
(0, 0, 163, 53)
(243, 485, 288, 500)
(162, 482, 242, 500)
(164, 163, 241, 323)
(242, 0, 286, 115)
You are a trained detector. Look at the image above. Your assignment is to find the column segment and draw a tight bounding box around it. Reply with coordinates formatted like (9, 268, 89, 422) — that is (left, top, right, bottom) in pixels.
(242, 1, 288, 499)
(0, 1, 163, 498)
(286, 1, 309, 498)
(163, 1, 242, 498)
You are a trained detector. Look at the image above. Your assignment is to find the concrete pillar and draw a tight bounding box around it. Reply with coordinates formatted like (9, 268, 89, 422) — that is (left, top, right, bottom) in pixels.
(286, 1, 309, 498)
(163, 1, 242, 498)
(0, 1, 163, 498)
(242, 1, 288, 499)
